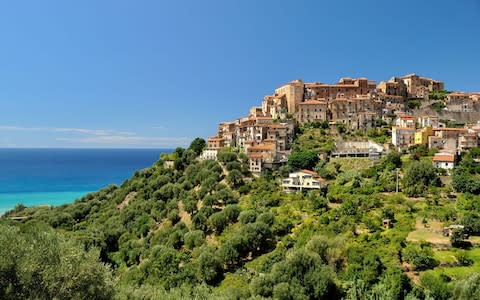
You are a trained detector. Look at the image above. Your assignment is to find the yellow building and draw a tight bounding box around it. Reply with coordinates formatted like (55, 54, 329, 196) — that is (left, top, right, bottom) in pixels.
(415, 126, 433, 145)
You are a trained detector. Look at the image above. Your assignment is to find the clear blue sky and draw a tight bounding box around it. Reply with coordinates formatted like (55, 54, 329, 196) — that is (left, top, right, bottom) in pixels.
(0, 0, 479, 148)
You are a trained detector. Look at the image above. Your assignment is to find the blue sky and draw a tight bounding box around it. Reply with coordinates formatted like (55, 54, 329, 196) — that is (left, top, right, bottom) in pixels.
(0, 0, 479, 148)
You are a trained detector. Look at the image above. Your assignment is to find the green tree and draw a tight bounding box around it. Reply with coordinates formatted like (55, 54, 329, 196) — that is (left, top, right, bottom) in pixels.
(256, 249, 338, 299)
(0, 224, 114, 300)
(288, 151, 319, 170)
(420, 273, 451, 300)
(208, 211, 228, 233)
(189, 138, 207, 155)
(226, 169, 243, 188)
(226, 161, 241, 172)
(402, 243, 438, 271)
(192, 211, 208, 231)
(217, 151, 238, 163)
(239, 209, 257, 224)
(402, 161, 440, 197)
(453, 272, 480, 300)
(196, 249, 223, 284)
(184, 230, 205, 249)
(223, 205, 240, 223)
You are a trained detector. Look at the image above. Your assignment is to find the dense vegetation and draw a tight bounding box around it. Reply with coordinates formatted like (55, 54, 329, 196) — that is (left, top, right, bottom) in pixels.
(2, 128, 480, 299)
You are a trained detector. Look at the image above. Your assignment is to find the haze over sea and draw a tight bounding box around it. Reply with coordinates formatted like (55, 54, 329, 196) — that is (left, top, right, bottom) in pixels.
(0, 148, 170, 214)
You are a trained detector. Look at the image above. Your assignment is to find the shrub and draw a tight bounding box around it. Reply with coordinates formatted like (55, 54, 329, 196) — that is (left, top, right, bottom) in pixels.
(184, 230, 205, 249)
(239, 210, 257, 224)
(208, 212, 228, 233)
(402, 243, 438, 271)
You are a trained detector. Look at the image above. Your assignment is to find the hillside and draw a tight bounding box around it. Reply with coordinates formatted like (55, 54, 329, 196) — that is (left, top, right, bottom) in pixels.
(2, 130, 480, 299)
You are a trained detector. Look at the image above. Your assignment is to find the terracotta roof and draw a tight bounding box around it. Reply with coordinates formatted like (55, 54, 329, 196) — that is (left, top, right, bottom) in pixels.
(208, 136, 224, 141)
(449, 92, 470, 96)
(299, 100, 327, 105)
(306, 83, 358, 88)
(248, 144, 274, 151)
(400, 116, 415, 120)
(268, 124, 288, 129)
(433, 128, 468, 132)
(248, 153, 264, 159)
(300, 169, 319, 177)
(433, 154, 455, 162)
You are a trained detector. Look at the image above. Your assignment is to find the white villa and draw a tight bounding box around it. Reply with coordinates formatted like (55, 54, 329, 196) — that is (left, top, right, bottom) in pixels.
(282, 169, 326, 192)
(200, 148, 218, 161)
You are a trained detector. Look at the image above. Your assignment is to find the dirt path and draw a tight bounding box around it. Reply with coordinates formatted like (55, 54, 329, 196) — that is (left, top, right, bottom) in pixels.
(178, 201, 192, 228)
(116, 192, 137, 210)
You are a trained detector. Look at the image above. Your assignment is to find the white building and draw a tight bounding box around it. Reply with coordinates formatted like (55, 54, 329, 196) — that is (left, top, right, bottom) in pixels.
(432, 152, 456, 170)
(395, 115, 415, 128)
(392, 126, 415, 148)
(200, 148, 218, 161)
(282, 170, 326, 192)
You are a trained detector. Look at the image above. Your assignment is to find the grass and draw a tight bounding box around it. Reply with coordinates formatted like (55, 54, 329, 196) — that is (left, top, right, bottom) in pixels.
(407, 218, 449, 245)
(329, 157, 375, 172)
(433, 250, 457, 264)
(294, 128, 335, 153)
(423, 248, 480, 280)
(213, 272, 250, 297)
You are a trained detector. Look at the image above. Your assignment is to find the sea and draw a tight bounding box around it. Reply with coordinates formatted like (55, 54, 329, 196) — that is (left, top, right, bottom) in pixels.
(0, 148, 171, 214)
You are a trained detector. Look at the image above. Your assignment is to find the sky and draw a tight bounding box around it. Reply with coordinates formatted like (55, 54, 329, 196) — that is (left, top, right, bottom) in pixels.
(0, 0, 479, 148)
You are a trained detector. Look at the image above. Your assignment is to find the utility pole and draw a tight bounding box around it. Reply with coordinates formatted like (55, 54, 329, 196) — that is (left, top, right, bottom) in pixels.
(396, 168, 399, 193)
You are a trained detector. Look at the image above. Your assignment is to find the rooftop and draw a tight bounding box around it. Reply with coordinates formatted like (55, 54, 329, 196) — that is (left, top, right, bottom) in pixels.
(433, 153, 455, 162)
(299, 100, 327, 105)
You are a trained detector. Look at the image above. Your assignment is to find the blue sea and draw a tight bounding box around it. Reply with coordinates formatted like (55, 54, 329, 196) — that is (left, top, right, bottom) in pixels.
(0, 148, 171, 214)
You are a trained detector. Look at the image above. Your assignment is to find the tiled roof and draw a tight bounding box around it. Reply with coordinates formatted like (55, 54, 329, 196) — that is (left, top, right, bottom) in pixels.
(300, 169, 319, 176)
(248, 144, 274, 151)
(433, 154, 455, 162)
(299, 100, 327, 105)
(433, 128, 467, 132)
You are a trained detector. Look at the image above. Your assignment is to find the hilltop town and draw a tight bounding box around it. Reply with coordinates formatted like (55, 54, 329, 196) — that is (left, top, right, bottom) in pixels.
(4, 74, 480, 299)
(202, 73, 480, 174)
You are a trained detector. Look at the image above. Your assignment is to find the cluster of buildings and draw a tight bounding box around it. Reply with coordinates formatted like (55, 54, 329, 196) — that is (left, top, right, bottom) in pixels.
(392, 115, 480, 169)
(445, 92, 480, 112)
(201, 73, 478, 174)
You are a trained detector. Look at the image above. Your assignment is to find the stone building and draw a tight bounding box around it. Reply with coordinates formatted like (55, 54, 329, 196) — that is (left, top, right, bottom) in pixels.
(401, 74, 444, 99)
(296, 100, 328, 124)
(207, 136, 225, 149)
(458, 133, 478, 151)
(304, 77, 376, 102)
(274, 79, 304, 114)
(262, 94, 287, 120)
(377, 77, 408, 98)
(446, 93, 475, 112)
(247, 143, 276, 174)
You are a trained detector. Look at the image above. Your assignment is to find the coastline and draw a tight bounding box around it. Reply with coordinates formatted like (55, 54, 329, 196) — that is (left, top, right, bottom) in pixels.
(0, 190, 94, 214)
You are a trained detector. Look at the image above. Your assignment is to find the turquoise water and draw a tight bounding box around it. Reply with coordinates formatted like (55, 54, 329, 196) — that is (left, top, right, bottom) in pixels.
(0, 191, 92, 213)
(0, 148, 170, 214)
